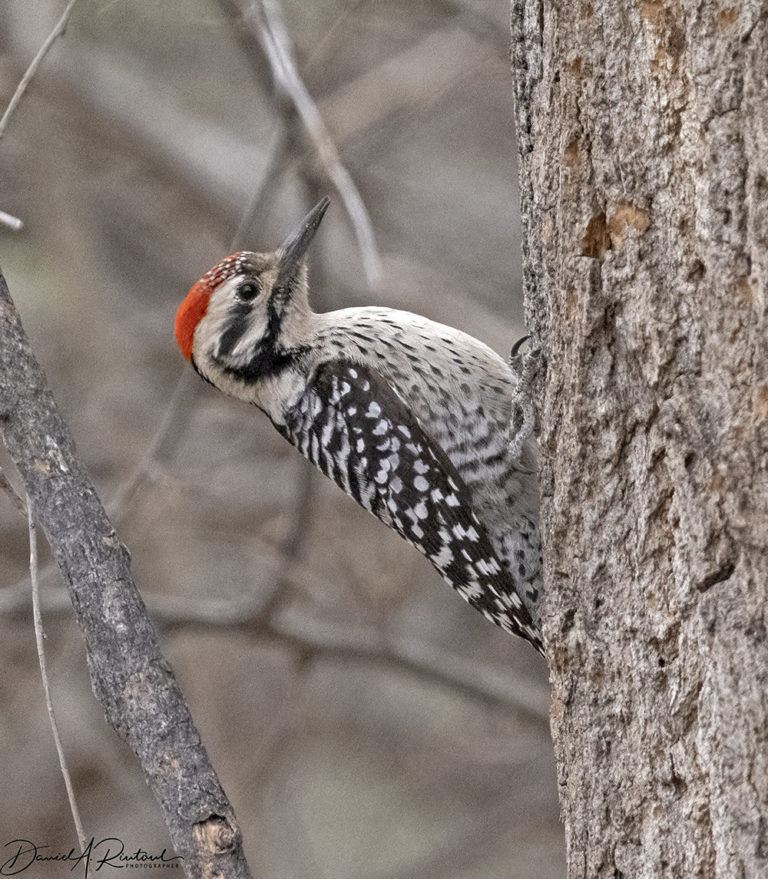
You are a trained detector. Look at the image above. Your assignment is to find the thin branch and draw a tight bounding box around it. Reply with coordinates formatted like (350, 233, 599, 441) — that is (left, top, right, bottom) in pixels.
(230, 123, 288, 250)
(0, 465, 26, 515)
(245, 658, 314, 786)
(28, 498, 87, 852)
(107, 122, 290, 521)
(434, 0, 511, 59)
(1, 583, 548, 725)
(301, 0, 370, 77)
(0, 267, 252, 879)
(106, 368, 197, 516)
(0, 209, 24, 231)
(236, 0, 382, 284)
(264, 610, 549, 726)
(0, 0, 80, 140)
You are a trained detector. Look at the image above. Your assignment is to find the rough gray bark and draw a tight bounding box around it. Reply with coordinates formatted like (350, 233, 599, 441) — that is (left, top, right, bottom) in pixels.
(0, 267, 252, 879)
(511, 1, 768, 876)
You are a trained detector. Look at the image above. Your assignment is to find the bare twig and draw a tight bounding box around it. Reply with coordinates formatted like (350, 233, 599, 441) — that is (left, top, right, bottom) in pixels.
(0, 583, 548, 724)
(0, 465, 26, 515)
(264, 609, 549, 726)
(0, 267, 252, 879)
(320, 25, 490, 154)
(246, 658, 314, 785)
(106, 368, 197, 516)
(304, 0, 368, 76)
(0, 210, 24, 231)
(107, 121, 289, 521)
(236, 0, 382, 284)
(0, 0, 80, 140)
(28, 498, 87, 851)
(230, 123, 288, 250)
(301, 0, 370, 76)
(435, 0, 511, 58)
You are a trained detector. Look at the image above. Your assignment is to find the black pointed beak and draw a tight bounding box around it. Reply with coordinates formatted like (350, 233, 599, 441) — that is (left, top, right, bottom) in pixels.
(276, 197, 330, 285)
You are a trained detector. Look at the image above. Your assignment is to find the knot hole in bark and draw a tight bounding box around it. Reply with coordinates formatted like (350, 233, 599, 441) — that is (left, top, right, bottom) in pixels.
(193, 814, 240, 855)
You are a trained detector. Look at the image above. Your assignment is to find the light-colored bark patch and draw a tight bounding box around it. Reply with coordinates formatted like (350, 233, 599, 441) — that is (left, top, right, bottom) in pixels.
(608, 202, 650, 247)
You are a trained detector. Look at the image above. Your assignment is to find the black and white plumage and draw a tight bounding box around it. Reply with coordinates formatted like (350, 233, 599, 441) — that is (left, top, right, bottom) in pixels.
(175, 198, 543, 653)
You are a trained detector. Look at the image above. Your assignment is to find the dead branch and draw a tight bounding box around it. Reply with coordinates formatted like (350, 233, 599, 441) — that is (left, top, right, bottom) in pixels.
(0, 266, 252, 879)
(0, 464, 26, 515)
(264, 609, 549, 725)
(0, 0, 80, 139)
(0, 209, 24, 231)
(1, 581, 548, 725)
(226, 0, 382, 284)
(27, 498, 87, 850)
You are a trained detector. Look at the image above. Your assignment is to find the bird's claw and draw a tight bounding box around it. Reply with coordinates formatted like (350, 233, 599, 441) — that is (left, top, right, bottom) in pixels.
(508, 336, 543, 461)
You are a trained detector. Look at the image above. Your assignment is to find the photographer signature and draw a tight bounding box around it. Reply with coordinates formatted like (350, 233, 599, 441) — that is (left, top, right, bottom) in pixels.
(1, 838, 182, 877)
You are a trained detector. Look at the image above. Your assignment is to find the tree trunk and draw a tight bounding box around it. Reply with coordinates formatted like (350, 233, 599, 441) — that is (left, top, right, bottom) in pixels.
(511, 1, 768, 876)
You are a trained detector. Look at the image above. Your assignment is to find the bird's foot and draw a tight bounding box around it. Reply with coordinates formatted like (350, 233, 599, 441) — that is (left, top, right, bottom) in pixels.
(508, 336, 543, 461)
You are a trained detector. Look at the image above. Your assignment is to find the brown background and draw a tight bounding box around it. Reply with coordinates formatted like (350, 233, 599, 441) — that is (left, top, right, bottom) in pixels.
(0, 2, 562, 876)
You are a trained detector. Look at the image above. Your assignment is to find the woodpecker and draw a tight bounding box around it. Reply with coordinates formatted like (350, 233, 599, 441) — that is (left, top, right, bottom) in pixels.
(175, 199, 543, 653)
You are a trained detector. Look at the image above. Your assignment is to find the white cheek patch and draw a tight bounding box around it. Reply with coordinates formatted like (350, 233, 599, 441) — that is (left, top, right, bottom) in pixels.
(201, 278, 270, 366)
(228, 331, 258, 362)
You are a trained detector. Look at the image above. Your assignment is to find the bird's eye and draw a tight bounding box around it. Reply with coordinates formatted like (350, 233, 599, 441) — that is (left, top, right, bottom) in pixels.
(237, 281, 260, 302)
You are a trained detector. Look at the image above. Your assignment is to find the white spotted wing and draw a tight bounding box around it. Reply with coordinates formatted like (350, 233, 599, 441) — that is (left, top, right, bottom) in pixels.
(278, 359, 543, 652)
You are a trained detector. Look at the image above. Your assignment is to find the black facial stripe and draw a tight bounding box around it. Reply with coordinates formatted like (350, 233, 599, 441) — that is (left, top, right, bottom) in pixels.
(267, 289, 288, 335)
(219, 344, 310, 381)
(217, 301, 252, 358)
(214, 286, 305, 380)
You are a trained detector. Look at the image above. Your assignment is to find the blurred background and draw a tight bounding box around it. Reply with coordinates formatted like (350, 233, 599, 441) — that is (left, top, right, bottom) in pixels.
(0, 1, 563, 876)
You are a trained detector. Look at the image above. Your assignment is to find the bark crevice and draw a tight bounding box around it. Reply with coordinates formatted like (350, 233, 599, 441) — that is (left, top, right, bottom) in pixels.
(511, 0, 768, 874)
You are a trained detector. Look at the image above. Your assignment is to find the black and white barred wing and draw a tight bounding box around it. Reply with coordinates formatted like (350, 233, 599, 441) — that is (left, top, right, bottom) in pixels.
(279, 359, 543, 652)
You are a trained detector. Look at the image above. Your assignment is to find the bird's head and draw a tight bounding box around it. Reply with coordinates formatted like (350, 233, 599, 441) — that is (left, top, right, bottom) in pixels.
(174, 198, 329, 384)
